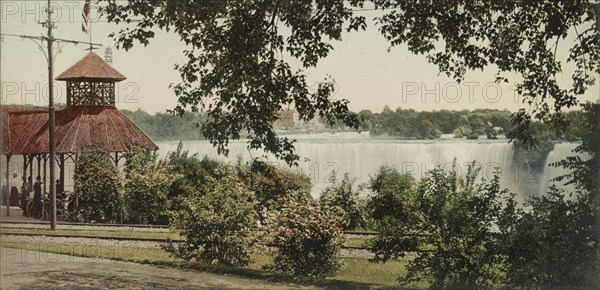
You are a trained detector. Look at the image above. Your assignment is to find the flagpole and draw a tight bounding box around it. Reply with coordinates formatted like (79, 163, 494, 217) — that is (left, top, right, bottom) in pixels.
(82, 0, 92, 50)
(89, 12, 92, 50)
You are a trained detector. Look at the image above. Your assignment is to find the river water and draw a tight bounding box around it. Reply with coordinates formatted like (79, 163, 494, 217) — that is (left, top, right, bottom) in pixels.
(155, 133, 580, 200)
(0, 132, 580, 201)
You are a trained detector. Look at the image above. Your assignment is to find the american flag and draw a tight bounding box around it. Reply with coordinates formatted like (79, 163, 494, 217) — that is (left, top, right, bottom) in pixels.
(82, 0, 91, 34)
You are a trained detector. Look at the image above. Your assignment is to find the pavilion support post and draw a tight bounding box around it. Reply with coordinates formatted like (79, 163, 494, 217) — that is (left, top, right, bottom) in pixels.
(23, 155, 28, 183)
(36, 155, 41, 219)
(23, 155, 27, 201)
(29, 155, 33, 182)
(36, 155, 41, 179)
(43, 156, 47, 195)
(59, 154, 65, 193)
(42, 155, 47, 220)
(5, 154, 11, 216)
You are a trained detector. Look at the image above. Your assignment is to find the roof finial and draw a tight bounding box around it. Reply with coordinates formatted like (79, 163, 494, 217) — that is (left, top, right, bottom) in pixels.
(104, 47, 113, 65)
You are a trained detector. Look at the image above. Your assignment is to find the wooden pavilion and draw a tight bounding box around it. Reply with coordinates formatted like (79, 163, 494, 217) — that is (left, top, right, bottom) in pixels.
(1, 51, 158, 211)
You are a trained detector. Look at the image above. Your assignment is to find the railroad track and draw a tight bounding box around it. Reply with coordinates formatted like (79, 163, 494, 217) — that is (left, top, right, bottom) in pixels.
(1, 221, 377, 235)
(0, 224, 374, 251)
(0, 232, 372, 251)
(0, 220, 169, 229)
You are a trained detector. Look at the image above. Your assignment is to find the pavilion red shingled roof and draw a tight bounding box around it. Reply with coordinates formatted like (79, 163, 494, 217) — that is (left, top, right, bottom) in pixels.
(1, 106, 157, 155)
(2, 107, 48, 155)
(55, 51, 126, 81)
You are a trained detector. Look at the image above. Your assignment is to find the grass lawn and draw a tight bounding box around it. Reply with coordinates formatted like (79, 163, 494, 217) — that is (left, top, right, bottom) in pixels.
(344, 237, 371, 248)
(0, 239, 420, 289)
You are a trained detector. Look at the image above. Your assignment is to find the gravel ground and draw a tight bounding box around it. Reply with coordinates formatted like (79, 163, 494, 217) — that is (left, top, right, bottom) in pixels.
(0, 248, 320, 290)
(1, 235, 164, 249)
(1, 235, 377, 259)
(0, 236, 376, 289)
(339, 248, 375, 259)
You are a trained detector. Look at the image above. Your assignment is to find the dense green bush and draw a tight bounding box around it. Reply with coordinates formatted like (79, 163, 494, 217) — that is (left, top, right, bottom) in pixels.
(367, 166, 415, 221)
(123, 146, 176, 225)
(268, 191, 345, 277)
(367, 166, 420, 261)
(404, 166, 511, 288)
(73, 146, 124, 223)
(161, 143, 222, 200)
(501, 186, 600, 288)
(164, 167, 257, 267)
(123, 145, 154, 177)
(320, 173, 368, 230)
(408, 167, 512, 288)
(371, 163, 512, 288)
(244, 160, 312, 225)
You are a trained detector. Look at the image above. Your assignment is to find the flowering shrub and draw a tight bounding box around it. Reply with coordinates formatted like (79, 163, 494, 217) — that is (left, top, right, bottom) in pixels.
(164, 168, 258, 267)
(124, 166, 176, 225)
(268, 191, 345, 277)
(73, 146, 123, 223)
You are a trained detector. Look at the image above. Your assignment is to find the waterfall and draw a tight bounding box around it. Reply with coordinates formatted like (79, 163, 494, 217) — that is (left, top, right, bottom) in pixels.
(156, 135, 526, 198)
(538, 143, 583, 194)
(1, 134, 581, 200)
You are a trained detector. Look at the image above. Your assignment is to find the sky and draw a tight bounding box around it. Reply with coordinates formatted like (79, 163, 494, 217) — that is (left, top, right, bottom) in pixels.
(1, 0, 598, 115)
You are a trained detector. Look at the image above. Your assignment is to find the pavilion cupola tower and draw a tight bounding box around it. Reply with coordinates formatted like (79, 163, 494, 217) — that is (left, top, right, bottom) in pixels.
(55, 51, 126, 107)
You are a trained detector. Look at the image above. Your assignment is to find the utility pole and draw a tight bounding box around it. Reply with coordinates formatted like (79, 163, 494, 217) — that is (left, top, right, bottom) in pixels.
(46, 0, 57, 231)
(1, 1, 101, 229)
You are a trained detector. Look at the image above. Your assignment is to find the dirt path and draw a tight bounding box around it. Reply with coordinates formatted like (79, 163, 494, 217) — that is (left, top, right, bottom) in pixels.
(0, 248, 319, 289)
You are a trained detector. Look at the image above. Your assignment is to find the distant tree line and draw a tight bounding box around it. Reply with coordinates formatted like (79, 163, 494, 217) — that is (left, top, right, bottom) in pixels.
(359, 106, 588, 141)
(121, 107, 588, 142)
(121, 109, 206, 141)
